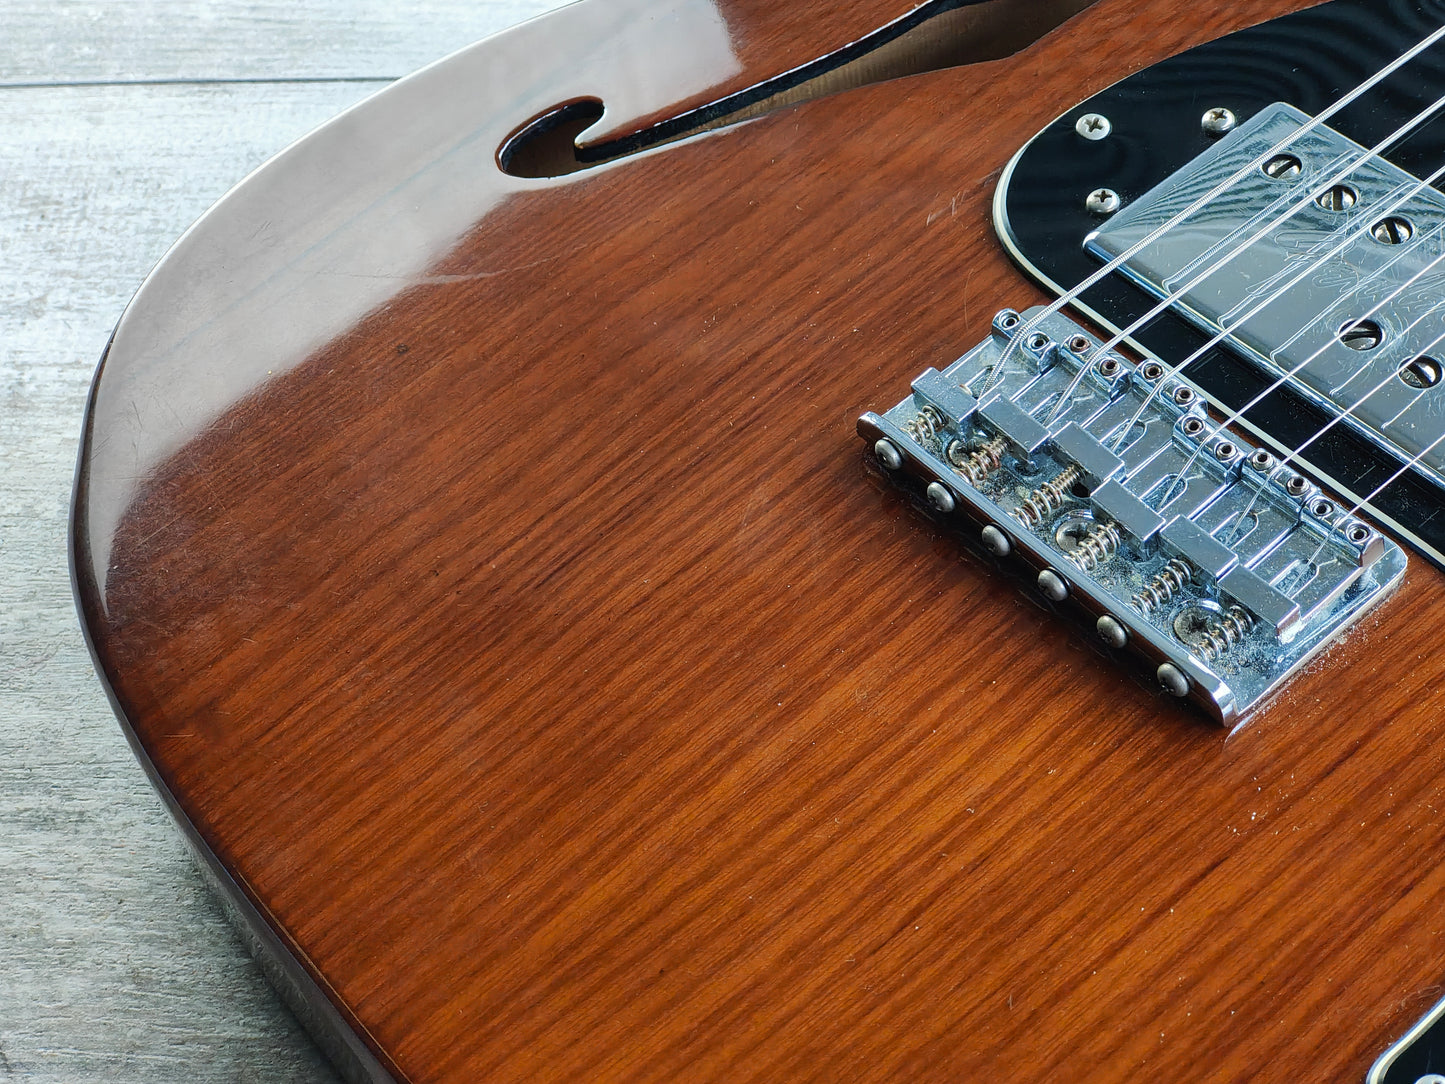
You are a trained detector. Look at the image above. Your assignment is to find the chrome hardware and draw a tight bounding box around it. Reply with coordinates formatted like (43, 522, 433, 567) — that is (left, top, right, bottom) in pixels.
(1096, 614, 1129, 649)
(1197, 606, 1256, 662)
(1089, 101, 1445, 487)
(948, 435, 1007, 485)
(926, 482, 957, 514)
(1070, 520, 1123, 573)
(1016, 465, 1083, 529)
(981, 524, 1012, 557)
(1037, 569, 1069, 602)
(1133, 558, 1193, 617)
(858, 307, 1405, 724)
(1156, 663, 1191, 698)
(1075, 113, 1112, 141)
(1086, 188, 1122, 215)
(1201, 107, 1237, 136)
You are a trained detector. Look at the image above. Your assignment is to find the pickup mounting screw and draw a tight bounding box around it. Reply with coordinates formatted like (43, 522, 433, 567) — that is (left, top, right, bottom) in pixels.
(1076, 112, 1112, 140)
(1037, 569, 1069, 603)
(874, 440, 903, 470)
(1202, 107, 1237, 136)
(926, 482, 956, 514)
(981, 525, 1012, 557)
(1086, 188, 1122, 215)
(1157, 663, 1191, 698)
(1096, 615, 1129, 649)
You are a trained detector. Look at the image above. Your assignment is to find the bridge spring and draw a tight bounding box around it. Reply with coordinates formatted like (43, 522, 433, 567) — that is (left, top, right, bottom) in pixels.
(947, 435, 1008, 486)
(1070, 520, 1122, 573)
(1015, 465, 1083, 530)
(1132, 558, 1193, 617)
(1198, 606, 1255, 662)
(905, 406, 945, 449)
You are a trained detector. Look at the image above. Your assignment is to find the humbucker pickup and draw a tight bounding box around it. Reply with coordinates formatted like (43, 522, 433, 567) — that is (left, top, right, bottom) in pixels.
(859, 308, 1406, 724)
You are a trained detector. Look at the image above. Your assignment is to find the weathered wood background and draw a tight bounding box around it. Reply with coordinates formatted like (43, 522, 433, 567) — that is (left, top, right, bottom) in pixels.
(0, 3, 554, 1079)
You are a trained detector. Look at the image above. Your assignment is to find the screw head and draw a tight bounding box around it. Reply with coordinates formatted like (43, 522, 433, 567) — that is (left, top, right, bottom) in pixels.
(875, 440, 903, 471)
(926, 482, 956, 514)
(1156, 663, 1190, 698)
(1086, 188, 1122, 216)
(1037, 569, 1069, 603)
(981, 525, 1012, 558)
(1075, 113, 1112, 141)
(1202, 107, 1237, 136)
(1096, 615, 1129, 650)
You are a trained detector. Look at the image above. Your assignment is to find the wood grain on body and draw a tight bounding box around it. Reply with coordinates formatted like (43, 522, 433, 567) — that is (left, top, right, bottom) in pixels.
(73, 0, 1445, 1081)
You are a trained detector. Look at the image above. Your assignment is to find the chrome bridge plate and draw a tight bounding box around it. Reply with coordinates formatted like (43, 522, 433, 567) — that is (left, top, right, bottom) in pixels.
(1089, 102, 1445, 487)
(859, 308, 1405, 725)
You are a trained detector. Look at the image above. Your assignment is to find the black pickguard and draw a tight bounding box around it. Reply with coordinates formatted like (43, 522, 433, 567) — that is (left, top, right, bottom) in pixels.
(998, 0, 1445, 569)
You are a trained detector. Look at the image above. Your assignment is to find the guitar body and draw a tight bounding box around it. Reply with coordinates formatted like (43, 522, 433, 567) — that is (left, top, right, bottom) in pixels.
(71, 0, 1445, 1080)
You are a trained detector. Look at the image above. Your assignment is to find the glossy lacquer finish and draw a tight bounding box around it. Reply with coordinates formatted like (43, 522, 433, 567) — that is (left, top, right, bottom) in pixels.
(72, 0, 1445, 1081)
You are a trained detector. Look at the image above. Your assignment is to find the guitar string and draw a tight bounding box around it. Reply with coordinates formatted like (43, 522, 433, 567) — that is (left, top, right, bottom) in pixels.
(1096, 149, 1445, 461)
(974, 18, 1445, 397)
(1308, 417, 1445, 566)
(1179, 251, 1445, 579)
(1232, 290, 1445, 577)
(1126, 156, 1445, 517)
(1137, 227, 1445, 515)
(1037, 87, 1445, 429)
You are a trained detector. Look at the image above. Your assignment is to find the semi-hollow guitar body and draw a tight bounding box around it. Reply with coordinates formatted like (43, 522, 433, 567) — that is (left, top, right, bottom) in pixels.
(71, 0, 1445, 1080)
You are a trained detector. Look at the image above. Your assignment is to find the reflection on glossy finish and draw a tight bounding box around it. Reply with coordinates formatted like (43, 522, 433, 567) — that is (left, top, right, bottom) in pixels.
(71, 1, 1445, 1082)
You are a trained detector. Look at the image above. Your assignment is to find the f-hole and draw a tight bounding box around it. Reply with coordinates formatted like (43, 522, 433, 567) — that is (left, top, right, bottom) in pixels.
(499, 99, 605, 178)
(497, 0, 1096, 178)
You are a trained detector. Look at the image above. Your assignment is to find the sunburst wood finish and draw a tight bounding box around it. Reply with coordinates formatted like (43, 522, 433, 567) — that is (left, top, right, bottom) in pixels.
(73, 0, 1445, 1080)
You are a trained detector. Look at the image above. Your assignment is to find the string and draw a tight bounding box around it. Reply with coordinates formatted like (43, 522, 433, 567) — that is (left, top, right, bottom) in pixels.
(975, 19, 1445, 397)
(1307, 415, 1445, 566)
(1140, 157, 1445, 515)
(1042, 89, 1445, 428)
(1165, 244, 1445, 567)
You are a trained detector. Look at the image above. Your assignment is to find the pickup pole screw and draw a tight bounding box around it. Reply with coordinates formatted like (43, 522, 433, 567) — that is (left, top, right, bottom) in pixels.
(1086, 188, 1122, 215)
(874, 440, 903, 470)
(981, 525, 1012, 558)
(1202, 107, 1237, 136)
(1157, 663, 1191, 698)
(1096, 615, 1129, 649)
(1037, 569, 1069, 603)
(1075, 113, 1112, 141)
(926, 482, 956, 514)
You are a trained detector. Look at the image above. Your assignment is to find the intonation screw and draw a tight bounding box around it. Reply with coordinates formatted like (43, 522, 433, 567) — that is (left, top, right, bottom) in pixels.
(981, 525, 1012, 558)
(1037, 569, 1069, 603)
(1202, 107, 1237, 136)
(1086, 188, 1122, 216)
(926, 482, 956, 514)
(1157, 663, 1191, 698)
(1075, 113, 1112, 141)
(1096, 615, 1129, 650)
(875, 440, 903, 471)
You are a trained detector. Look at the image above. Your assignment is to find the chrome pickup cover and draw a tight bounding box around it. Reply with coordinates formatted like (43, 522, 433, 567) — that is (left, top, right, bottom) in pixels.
(1089, 102, 1445, 487)
(859, 308, 1405, 725)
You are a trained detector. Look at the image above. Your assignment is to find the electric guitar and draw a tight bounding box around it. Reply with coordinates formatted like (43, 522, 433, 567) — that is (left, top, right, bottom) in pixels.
(71, 0, 1445, 1079)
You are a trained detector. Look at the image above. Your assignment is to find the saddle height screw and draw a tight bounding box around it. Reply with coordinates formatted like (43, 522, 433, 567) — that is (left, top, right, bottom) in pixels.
(1086, 188, 1122, 215)
(1075, 113, 1112, 141)
(1201, 107, 1237, 136)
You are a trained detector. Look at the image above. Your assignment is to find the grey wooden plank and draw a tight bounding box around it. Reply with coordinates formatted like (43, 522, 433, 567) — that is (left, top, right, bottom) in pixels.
(0, 80, 388, 1084)
(1, 0, 556, 84)
(0, 3, 563, 1079)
